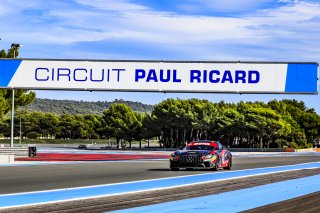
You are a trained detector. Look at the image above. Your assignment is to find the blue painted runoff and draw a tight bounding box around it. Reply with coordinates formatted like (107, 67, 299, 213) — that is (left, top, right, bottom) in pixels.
(113, 174, 320, 213)
(0, 162, 319, 208)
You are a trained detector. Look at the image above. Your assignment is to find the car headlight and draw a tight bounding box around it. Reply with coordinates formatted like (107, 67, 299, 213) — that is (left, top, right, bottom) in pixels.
(170, 154, 179, 161)
(211, 155, 217, 161)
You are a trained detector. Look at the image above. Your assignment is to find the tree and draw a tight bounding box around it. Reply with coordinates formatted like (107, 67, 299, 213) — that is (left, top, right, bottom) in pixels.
(83, 114, 102, 139)
(102, 103, 141, 148)
(0, 50, 6, 58)
(38, 113, 59, 138)
(269, 99, 320, 148)
(152, 98, 220, 148)
(0, 45, 36, 118)
(133, 112, 161, 148)
(56, 114, 77, 139)
(152, 99, 192, 147)
(213, 107, 244, 147)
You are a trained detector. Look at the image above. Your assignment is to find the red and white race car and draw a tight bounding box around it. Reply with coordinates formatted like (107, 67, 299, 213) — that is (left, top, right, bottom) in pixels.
(170, 140, 232, 171)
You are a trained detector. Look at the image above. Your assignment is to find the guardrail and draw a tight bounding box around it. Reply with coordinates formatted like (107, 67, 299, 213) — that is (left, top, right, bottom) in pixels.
(228, 148, 286, 152)
(0, 147, 30, 157)
(98, 147, 288, 152)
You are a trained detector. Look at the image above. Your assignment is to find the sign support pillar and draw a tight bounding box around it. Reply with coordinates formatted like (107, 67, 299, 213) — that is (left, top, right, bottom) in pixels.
(10, 89, 14, 147)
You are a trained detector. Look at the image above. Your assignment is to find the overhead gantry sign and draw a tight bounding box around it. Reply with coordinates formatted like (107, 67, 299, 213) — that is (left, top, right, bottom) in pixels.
(0, 59, 318, 94)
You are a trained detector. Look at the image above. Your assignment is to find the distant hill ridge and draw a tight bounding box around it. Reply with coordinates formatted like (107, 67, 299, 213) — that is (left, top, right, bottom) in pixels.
(20, 98, 154, 115)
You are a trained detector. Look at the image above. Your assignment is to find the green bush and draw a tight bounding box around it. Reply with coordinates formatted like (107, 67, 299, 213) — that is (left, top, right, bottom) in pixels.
(27, 132, 38, 139)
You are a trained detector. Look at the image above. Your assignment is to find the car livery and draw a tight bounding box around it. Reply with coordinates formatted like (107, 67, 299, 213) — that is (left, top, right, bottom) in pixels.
(170, 141, 232, 171)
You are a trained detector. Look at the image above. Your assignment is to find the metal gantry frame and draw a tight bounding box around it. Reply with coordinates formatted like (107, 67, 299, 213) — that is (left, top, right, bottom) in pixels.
(10, 43, 22, 147)
(0, 57, 317, 147)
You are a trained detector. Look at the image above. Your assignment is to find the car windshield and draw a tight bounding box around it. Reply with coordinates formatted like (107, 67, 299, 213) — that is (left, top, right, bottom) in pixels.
(186, 145, 216, 151)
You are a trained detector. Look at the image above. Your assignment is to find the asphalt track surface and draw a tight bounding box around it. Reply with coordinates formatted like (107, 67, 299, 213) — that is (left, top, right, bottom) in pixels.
(0, 155, 319, 195)
(3, 168, 320, 213)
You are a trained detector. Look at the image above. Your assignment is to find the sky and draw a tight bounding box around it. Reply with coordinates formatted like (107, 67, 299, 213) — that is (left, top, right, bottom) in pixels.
(0, 0, 319, 113)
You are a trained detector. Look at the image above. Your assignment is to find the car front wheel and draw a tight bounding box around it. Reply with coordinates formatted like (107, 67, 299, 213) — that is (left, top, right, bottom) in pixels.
(211, 158, 219, 171)
(224, 159, 232, 170)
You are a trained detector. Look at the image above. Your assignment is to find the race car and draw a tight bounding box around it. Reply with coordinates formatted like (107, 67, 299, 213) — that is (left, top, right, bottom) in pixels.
(170, 140, 232, 171)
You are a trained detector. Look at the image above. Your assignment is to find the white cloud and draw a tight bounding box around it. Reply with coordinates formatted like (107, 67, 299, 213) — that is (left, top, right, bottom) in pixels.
(0, 0, 319, 61)
(0, 4, 9, 14)
(75, 0, 148, 11)
(0, 0, 41, 14)
(0, 0, 318, 113)
(177, 0, 275, 13)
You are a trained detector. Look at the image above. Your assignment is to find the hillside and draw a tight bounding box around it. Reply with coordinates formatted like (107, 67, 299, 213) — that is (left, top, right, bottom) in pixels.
(19, 98, 154, 115)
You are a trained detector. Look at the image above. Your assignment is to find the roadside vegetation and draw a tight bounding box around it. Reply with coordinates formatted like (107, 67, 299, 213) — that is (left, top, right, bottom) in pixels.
(20, 98, 153, 115)
(0, 98, 319, 149)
